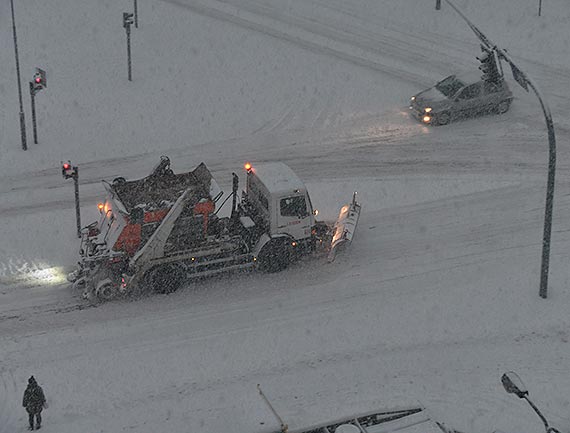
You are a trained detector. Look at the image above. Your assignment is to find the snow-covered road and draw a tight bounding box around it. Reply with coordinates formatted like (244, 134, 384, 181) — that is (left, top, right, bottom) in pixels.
(1, 0, 570, 432)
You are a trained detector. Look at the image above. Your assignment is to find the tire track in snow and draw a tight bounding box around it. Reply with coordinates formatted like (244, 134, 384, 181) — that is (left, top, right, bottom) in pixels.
(160, 0, 432, 86)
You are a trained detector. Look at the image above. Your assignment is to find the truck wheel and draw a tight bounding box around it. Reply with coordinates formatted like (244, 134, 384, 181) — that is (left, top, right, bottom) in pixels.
(496, 100, 511, 114)
(144, 264, 184, 294)
(258, 238, 291, 273)
(96, 279, 119, 302)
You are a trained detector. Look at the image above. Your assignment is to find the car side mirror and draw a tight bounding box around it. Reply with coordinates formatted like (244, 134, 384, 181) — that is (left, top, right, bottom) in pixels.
(501, 372, 528, 398)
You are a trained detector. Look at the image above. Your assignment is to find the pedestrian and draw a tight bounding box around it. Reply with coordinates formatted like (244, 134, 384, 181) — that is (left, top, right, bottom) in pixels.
(22, 376, 46, 430)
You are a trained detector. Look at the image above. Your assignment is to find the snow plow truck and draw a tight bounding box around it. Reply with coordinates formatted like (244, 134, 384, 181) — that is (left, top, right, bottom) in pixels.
(68, 156, 361, 301)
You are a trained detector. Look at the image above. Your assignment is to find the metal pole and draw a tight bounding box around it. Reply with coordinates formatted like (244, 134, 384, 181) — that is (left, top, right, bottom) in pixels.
(10, 0, 27, 151)
(523, 396, 550, 432)
(525, 80, 557, 299)
(257, 384, 288, 433)
(436, 0, 441, 10)
(134, 0, 138, 28)
(74, 168, 81, 238)
(126, 26, 132, 81)
(538, 0, 542, 16)
(440, 0, 557, 299)
(30, 83, 38, 144)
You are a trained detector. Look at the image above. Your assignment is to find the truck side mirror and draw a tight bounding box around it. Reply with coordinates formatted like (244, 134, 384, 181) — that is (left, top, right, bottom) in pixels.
(501, 372, 528, 398)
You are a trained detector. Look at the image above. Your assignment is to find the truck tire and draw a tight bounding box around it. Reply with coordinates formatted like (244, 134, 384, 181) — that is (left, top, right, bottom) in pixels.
(96, 279, 119, 302)
(144, 264, 185, 294)
(257, 238, 292, 273)
(496, 100, 511, 114)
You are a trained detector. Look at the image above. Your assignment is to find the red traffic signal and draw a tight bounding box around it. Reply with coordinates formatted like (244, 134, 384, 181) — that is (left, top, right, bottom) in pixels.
(32, 68, 47, 91)
(62, 161, 76, 179)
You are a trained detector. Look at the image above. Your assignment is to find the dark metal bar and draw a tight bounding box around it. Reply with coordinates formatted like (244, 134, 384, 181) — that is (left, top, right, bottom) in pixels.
(10, 0, 27, 151)
(30, 83, 38, 144)
(74, 168, 81, 238)
(127, 27, 132, 81)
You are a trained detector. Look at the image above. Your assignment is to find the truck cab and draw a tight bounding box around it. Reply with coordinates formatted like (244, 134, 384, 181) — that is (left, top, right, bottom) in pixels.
(244, 162, 315, 243)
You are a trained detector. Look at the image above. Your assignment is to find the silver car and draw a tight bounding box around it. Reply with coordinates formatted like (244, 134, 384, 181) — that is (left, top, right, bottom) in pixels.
(409, 72, 513, 125)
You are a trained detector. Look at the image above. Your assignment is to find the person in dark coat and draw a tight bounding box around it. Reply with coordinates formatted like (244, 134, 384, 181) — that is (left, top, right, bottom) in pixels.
(22, 376, 46, 430)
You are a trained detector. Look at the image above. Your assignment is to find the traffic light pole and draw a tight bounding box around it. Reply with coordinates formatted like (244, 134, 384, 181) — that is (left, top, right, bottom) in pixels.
(438, 0, 557, 299)
(62, 162, 82, 238)
(123, 12, 134, 81)
(73, 167, 81, 238)
(29, 83, 38, 144)
(127, 26, 132, 81)
(10, 0, 27, 151)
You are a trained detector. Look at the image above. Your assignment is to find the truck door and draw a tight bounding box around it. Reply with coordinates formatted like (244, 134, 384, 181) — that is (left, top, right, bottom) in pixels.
(277, 195, 312, 240)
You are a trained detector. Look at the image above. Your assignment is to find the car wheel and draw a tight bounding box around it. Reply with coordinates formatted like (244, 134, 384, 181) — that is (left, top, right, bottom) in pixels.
(496, 100, 511, 114)
(436, 111, 451, 126)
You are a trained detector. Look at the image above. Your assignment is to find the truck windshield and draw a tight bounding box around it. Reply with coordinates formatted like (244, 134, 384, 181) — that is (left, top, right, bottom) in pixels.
(280, 196, 308, 217)
(435, 75, 464, 97)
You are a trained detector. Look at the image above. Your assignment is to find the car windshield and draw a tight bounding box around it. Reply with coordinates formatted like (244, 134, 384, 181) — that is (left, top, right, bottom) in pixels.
(435, 75, 465, 97)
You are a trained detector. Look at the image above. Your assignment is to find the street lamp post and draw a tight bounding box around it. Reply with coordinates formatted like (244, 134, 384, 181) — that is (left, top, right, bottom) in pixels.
(9, 0, 27, 151)
(501, 372, 561, 433)
(438, 0, 557, 299)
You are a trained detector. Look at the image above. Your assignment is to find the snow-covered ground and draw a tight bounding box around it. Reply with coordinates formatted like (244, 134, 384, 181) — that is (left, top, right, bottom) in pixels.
(1, 0, 570, 432)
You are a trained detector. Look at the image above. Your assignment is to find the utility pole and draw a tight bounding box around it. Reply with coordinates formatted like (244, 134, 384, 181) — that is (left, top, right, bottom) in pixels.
(437, 0, 557, 298)
(538, 0, 542, 16)
(123, 12, 134, 81)
(10, 0, 27, 151)
(436, 0, 441, 10)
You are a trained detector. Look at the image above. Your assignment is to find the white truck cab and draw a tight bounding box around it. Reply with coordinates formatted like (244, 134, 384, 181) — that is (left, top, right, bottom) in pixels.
(245, 162, 315, 242)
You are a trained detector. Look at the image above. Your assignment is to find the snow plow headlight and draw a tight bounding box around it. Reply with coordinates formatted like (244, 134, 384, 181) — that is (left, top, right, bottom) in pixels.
(423, 115, 431, 123)
(424, 107, 432, 113)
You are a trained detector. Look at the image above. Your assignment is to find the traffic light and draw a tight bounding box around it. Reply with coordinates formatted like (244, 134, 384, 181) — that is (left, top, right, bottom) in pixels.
(477, 47, 501, 83)
(62, 161, 77, 179)
(32, 68, 46, 92)
(123, 12, 134, 29)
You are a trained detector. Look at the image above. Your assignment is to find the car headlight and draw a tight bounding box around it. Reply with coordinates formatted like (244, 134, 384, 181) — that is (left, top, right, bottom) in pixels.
(424, 107, 432, 113)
